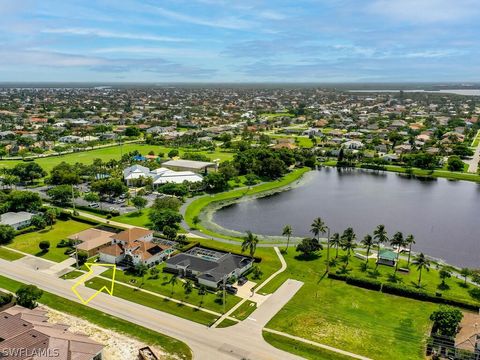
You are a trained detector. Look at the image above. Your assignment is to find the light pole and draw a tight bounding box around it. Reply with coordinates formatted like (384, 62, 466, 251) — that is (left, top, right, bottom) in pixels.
(223, 275, 227, 314)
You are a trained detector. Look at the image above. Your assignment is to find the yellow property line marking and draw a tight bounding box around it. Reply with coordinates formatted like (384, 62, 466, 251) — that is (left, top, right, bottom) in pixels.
(71, 263, 116, 305)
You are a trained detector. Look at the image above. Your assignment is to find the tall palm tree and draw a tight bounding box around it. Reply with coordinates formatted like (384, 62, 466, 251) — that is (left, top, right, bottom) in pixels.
(282, 224, 293, 251)
(373, 225, 389, 268)
(390, 231, 405, 275)
(242, 231, 259, 258)
(168, 274, 178, 295)
(330, 233, 341, 258)
(311, 217, 330, 271)
(341, 228, 356, 264)
(413, 253, 430, 287)
(361, 234, 374, 264)
(405, 234, 416, 267)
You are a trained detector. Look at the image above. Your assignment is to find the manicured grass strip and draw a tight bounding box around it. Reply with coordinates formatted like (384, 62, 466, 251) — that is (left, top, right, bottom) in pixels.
(384, 165, 480, 182)
(113, 208, 152, 228)
(184, 167, 310, 239)
(0, 275, 192, 359)
(8, 219, 92, 262)
(86, 277, 219, 326)
(216, 318, 239, 328)
(61, 270, 85, 280)
(263, 331, 355, 360)
(230, 300, 257, 320)
(0, 247, 25, 261)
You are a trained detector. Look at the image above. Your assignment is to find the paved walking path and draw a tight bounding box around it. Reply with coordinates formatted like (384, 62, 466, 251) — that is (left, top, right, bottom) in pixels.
(466, 130, 480, 173)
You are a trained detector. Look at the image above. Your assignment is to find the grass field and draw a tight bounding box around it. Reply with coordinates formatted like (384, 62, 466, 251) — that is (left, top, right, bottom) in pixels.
(264, 252, 439, 359)
(8, 219, 92, 262)
(471, 130, 480, 147)
(0, 143, 234, 172)
(0, 275, 192, 359)
(112, 208, 152, 227)
(230, 300, 257, 320)
(263, 331, 355, 360)
(0, 247, 25, 261)
(259, 248, 478, 360)
(61, 270, 85, 280)
(184, 167, 310, 240)
(86, 277, 219, 325)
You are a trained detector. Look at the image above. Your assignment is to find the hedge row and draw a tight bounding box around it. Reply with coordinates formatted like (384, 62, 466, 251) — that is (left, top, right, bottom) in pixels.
(327, 272, 479, 311)
(15, 226, 37, 236)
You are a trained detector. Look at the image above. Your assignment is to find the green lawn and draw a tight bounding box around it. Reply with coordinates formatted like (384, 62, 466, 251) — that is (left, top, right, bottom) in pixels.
(230, 300, 257, 320)
(61, 270, 85, 280)
(0, 247, 25, 261)
(263, 331, 355, 360)
(216, 318, 239, 328)
(471, 130, 480, 147)
(384, 165, 480, 183)
(0, 144, 234, 172)
(8, 220, 92, 262)
(98, 263, 241, 315)
(0, 275, 191, 359)
(113, 208, 152, 227)
(86, 277, 219, 326)
(261, 248, 470, 360)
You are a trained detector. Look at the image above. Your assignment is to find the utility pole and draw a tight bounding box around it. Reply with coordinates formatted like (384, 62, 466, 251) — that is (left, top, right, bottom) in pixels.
(223, 275, 227, 314)
(74, 235, 79, 269)
(71, 185, 76, 213)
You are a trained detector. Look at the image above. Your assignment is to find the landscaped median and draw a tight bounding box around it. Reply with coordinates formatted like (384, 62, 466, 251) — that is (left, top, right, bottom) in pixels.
(0, 275, 192, 359)
(184, 167, 310, 241)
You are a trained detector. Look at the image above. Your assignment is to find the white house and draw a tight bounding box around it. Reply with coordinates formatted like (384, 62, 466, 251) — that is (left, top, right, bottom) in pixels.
(342, 140, 365, 150)
(123, 164, 203, 187)
(98, 227, 171, 267)
(0, 211, 34, 230)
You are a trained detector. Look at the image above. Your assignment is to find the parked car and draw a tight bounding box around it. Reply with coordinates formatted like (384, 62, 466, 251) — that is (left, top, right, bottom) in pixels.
(88, 203, 99, 208)
(237, 277, 248, 286)
(225, 284, 238, 295)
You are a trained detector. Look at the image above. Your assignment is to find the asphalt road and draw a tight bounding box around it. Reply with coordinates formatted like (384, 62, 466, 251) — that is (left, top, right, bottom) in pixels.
(0, 258, 304, 360)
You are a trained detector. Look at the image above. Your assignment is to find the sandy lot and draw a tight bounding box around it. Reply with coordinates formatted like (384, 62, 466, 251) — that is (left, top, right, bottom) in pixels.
(46, 307, 178, 360)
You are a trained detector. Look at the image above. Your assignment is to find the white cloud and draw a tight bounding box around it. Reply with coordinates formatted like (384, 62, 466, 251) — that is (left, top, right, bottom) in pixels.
(91, 46, 217, 58)
(147, 5, 255, 30)
(41, 28, 191, 42)
(368, 0, 479, 23)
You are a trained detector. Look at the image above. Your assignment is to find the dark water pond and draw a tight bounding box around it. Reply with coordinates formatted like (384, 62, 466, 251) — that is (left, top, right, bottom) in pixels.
(214, 168, 480, 267)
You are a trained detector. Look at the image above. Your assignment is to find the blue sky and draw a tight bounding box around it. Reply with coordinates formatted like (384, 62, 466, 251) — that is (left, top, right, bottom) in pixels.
(0, 0, 479, 82)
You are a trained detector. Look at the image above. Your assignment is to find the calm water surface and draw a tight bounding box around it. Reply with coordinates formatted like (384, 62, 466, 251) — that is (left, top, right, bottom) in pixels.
(214, 169, 480, 267)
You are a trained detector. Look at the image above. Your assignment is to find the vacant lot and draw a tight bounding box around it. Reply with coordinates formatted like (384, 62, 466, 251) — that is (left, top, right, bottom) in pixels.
(8, 219, 92, 262)
(263, 250, 440, 360)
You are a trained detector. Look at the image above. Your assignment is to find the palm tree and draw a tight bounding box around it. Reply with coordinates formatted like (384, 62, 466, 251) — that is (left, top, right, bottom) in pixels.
(460, 268, 471, 286)
(282, 224, 293, 251)
(183, 279, 193, 296)
(198, 285, 207, 307)
(373, 225, 388, 268)
(311, 217, 330, 271)
(412, 253, 430, 287)
(340, 228, 356, 264)
(242, 231, 259, 258)
(390, 232, 405, 275)
(405, 234, 416, 267)
(168, 274, 178, 295)
(361, 234, 374, 264)
(330, 233, 341, 258)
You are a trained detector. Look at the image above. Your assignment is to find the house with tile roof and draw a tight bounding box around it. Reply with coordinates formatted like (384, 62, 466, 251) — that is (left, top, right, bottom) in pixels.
(98, 227, 171, 267)
(0, 305, 104, 360)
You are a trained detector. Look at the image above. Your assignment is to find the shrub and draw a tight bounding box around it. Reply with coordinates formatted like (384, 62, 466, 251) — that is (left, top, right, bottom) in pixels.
(469, 287, 480, 301)
(16, 285, 43, 309)
(0, 292, 13, 306)
(39, 240, 50, 252)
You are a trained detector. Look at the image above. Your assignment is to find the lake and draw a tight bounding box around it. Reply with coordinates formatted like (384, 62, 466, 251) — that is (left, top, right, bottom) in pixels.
(213, 169, 480, 267)
(349, 89, 480, 96)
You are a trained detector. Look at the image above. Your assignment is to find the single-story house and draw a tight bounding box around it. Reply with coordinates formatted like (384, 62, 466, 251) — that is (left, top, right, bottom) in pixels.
(123, 164, 203, 187)
(343, 140, 364, 150)
(0, 211, 34, 230)
(99, 227, 171, 267)
(0, 305, 104, 360)
(161, 159, 216, 174)
(69, 228, 116, 257)
(165, 248, 253, 288)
